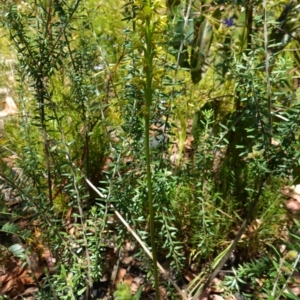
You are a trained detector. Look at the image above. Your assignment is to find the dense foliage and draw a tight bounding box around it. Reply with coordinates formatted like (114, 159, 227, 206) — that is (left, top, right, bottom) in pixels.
(0, 0, 300, 299)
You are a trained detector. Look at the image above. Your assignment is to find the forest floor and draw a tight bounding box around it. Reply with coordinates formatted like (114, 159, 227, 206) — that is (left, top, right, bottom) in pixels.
(1, 148, 300, 300)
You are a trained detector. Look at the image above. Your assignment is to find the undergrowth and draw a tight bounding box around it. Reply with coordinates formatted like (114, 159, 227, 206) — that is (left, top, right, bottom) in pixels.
(0, 0, 299, 299)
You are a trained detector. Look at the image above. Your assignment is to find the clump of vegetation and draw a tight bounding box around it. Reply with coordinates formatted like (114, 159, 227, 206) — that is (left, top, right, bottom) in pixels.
(0, 0, 300, 299)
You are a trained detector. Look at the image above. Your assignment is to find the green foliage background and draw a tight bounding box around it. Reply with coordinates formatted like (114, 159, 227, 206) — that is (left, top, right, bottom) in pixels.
(0, 0, 300, 299)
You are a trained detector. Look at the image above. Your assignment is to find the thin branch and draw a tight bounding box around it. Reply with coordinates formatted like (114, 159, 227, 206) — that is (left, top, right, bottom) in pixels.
(263, 0, 272, 139)
(275, 253, 300, 299)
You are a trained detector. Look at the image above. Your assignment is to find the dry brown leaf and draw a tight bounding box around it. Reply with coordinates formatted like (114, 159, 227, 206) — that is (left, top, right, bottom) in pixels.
(100, 273, 109, 282)
(19, 270, 36, 286)
(0, 96, 18, 117)
(255, 278, 265, 287)
(159, 285, 168, 300)
(103, 157, 113, 171)
(247, 219, 261, 234)
(130, 280, 140, 294)
(1, 259, 45, 298)
(284, 285, 300, 296)
(210, 278, 224, 293)
(210, 295, 224, 300)
(224, 295, 238, 300)
(124, 240, 135, 252)
(293, 185, 300, 195)
(2, 278, 25, 297)
(282, 188, 291, 195)
(68, 227, 75, 235)
(41, 248, 56, 272)
(132, 276, 143, 286)
(184, 136, 194, 150)
(65, 207, 73, 227)
(115, 268, 127, 284)
(170, 152, 180, 164)
(286, 199, 300, 214)
(130, 276, 144, 295)
(290, 194, 300, 203)
(0, 265, 23, 284)
(1, 268, 27, 295)
(271, 138, 280, 146)
(121, 256, 133, 265)
(183, 268, 196, 282)
(123, 273, 133, 285)
(287, 271, 300, 296)
(237, 218, 262, 240)
(2, 155, 19, 168)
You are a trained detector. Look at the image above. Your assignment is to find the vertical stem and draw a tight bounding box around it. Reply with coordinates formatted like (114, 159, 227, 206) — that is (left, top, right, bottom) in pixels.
(246, 0, 253, 52)
(144, 1, 160, 298)
(263, 0, 272, 140)
(38, 77, 53, 204)
(145, 112, 160, 299)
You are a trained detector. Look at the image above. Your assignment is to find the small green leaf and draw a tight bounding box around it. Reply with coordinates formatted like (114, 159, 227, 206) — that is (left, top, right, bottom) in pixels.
(8, 244, 25, 257)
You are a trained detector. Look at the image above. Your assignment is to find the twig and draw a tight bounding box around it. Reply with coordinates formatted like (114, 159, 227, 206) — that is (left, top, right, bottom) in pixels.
(274, 252, 300, 299)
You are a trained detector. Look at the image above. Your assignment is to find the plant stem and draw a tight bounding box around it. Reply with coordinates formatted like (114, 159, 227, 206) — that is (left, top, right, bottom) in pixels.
(144, 1, 160, 298)
(263, 0, 272, 140)
(145, 113, 160, 299)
